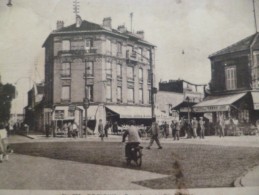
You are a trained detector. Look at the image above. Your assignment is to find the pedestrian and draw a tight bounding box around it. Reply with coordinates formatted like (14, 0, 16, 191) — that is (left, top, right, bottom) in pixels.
(170, 120, 176, 139)
(165, 122, 169, 138)
(72, 122, 78, 138)
(104, 121, 110, 138)
(199, 117, 205, 139)
(113, 121, 118, 135)
(45, 124, 50, 137)
(98, 119, 104, 141)
(191, 117, 198, 138)
(219, 116, 225, 138)
(174, 120, 180, 140)
(0, 124, 9, 162)
(146, 118, 162, 149)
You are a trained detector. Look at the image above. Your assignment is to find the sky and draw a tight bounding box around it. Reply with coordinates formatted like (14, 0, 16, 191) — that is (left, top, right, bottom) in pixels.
(0, 0, 258, 114)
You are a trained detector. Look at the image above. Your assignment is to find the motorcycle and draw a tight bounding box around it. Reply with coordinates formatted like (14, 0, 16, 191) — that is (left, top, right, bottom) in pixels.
(126, 144, 143, 167)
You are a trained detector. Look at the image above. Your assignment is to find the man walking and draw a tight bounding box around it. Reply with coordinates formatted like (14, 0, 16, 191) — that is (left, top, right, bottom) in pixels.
(199, 117, 205, 139)
(174, 120, 180, 140)
(98, 119, 104, 141)
(191, 117, 198, 138)
(146, 119, 162, 149)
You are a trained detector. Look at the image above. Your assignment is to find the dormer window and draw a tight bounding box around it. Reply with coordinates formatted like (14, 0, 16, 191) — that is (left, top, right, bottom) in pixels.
(225, 66, 237, 90)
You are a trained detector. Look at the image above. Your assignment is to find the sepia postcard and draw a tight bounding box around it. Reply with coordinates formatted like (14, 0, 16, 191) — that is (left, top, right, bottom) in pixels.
(0, 0, 259, 195)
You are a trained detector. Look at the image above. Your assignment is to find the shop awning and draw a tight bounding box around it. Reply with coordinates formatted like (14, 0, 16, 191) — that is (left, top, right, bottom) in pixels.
(251, 92, 259, 110)
(53, 105, 98, 120)
(106, 105, 152, 119)
(193, 93, 247, 113)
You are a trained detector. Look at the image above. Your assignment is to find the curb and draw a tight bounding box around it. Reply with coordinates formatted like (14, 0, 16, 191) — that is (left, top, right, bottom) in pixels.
(234, 166, 259, 187)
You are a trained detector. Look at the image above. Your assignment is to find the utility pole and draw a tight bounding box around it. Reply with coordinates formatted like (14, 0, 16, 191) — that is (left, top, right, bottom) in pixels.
(73, 0, 80, 21)
(150, 48, 155, 119)
(253, 0, 258, 32)
(84, 61, 90, 138)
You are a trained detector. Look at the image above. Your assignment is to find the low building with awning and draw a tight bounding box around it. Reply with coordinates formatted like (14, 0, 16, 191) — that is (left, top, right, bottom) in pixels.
(193, 92, 254, 123)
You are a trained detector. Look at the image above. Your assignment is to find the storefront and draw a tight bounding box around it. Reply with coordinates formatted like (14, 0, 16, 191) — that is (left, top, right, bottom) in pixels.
(192, 92, 253, 124)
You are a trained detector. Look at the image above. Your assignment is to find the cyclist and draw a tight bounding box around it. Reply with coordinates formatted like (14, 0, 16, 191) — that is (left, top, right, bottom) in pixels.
(122, 120, 141, 161)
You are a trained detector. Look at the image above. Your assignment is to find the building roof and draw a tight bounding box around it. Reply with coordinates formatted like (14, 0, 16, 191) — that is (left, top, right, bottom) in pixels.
(43, 19, 155, 47)
(209, 32, 259, 58)
(55, 20, 105, 32)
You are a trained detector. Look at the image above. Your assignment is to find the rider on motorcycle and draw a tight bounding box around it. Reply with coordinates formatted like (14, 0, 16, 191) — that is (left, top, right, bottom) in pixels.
(122, 120, 141, 160)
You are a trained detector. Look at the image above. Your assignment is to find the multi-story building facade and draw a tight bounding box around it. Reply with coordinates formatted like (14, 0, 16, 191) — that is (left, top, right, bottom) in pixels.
(157, 79, 205, 121)
(193, 32, 259, 124)
(43, 15, 156, 130)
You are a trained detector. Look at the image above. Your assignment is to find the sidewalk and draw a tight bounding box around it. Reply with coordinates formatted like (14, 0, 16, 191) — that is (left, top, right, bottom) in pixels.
(0, 153, 168, 190)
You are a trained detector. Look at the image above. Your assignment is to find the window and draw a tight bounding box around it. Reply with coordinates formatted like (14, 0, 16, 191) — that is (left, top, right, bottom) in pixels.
(61, 63, 70, 77)
(55, 110, 64, 119)
(148, 69, 152, 83)
(86, 62, 94, 77)
(117, 87, 122, 103)
(139, 89, 143, 104)
(62, 40, 70, 51)
(127, 88, 134, 103)
(61, 86, 70, 101)
(139, 68, 143, 82)
(117, 42, 122, 54)
(106, 82, 112, 102)
(127, 66, 134, 81)
(138, 47, 143, 61)
(106, 62, 112, 78)
(106, 39, 112, 54)
(117, 64, 122, 79)
(225, 66, 237, 90)
(85, 39, 93, 50)
(87, 85, 94, 102)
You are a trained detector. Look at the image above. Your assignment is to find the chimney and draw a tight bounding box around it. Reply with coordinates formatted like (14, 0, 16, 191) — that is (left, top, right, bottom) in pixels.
(56, 20, 64, 30)
(103, 17, 112, 29)
(76, 15, 82, 28)
(117, 25, 126, 33)
(136, 31, 144, 39)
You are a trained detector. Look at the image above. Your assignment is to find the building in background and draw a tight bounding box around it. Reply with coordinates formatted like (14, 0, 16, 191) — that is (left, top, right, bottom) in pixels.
(24, 83, 44, 131)
(193, 32, 259, 125)
(157, 79, 206, 122)
(43, 15, 156, 132)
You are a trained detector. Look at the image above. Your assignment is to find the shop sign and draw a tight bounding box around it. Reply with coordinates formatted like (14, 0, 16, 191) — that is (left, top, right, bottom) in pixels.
(193, 105, 229, 113)
(55, 110, 64, 119)
(180, 107, 192, 112)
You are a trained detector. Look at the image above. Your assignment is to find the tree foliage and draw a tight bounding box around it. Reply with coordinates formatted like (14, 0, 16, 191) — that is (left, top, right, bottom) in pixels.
(0, 83, 15, 124)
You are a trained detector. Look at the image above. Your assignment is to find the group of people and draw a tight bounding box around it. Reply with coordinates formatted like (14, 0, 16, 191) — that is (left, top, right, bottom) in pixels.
(46, 122, 79, 138)
(159, 117, 206, 141)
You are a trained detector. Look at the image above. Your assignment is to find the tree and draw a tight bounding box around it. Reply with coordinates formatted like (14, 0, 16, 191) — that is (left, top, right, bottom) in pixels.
(0, 83, 15, 124)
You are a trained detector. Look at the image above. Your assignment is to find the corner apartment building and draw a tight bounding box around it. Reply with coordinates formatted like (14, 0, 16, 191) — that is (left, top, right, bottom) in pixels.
(193, 32, 259, 124)
(43, 15, 156, 129)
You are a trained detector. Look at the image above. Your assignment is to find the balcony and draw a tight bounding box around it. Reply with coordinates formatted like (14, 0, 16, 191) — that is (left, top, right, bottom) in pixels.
(126, 51, 138, 62)
(58, 48, 97, 56)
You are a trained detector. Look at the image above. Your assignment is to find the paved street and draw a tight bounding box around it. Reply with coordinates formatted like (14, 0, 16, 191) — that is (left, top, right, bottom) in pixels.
(1, 134, 259, 192)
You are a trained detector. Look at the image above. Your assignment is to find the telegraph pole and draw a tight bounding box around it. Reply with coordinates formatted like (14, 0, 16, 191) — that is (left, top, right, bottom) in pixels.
(253, 0, 258, 32)
(84, 60, 89, 138)
(150, 48, 155, 119)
